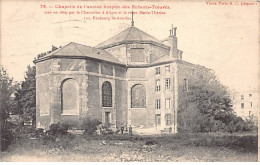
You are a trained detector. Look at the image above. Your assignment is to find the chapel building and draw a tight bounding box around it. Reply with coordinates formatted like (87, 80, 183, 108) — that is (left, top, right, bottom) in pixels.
(34, 23, 207, 133)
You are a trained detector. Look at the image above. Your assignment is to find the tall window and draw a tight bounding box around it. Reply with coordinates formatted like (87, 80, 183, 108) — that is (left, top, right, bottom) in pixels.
(250, 102, 253, 107)
(131, 84, 146, 108)
(165, 98, 171, 109)
(165, 78, 170, 90)
(241, 103, 244, 109)
(102, 81, 112, 107)
(61, 79, 79, 114)
(155, 80, 160, 92)
(155, 67, 160, 75)
(156, 99, 161, 109)
(156, 114, 161, 126)
(241, 95, 244, 100)
(165, 65, 170, 73)
(165, 114, 171, 126)
(183, 79, 188, 91)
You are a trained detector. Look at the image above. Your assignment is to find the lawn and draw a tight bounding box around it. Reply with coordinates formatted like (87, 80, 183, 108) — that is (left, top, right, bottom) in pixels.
(0, 133, 258, 162)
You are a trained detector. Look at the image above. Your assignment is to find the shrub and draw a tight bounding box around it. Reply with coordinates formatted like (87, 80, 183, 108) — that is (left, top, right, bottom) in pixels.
(145, 140, 158, 145)
(81, 118, 101, 135)
(48, 122, 70, 136)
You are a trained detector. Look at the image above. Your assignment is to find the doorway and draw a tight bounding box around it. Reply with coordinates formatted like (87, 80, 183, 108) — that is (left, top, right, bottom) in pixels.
(105, 112, 111, 127)
(155, 114, 161, 129)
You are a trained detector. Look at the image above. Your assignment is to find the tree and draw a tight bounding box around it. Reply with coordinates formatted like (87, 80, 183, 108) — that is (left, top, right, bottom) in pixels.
(0, 66, 18, 126)
(178, 69, 235, 133)
(15, 65, 36, 127)
(0, 66, 17, 151)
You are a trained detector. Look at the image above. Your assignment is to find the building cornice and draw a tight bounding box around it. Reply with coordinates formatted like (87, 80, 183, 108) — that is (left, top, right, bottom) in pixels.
(34, 55, 126, 67)
(97, 40, 171, 50)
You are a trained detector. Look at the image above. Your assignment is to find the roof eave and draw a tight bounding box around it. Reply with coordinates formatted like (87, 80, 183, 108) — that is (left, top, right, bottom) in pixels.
(34, 55, 126, 67)
(96, 40, 171, 50)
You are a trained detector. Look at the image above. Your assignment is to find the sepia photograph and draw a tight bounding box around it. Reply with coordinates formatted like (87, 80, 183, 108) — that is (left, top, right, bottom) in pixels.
(0, 0, 259, 162)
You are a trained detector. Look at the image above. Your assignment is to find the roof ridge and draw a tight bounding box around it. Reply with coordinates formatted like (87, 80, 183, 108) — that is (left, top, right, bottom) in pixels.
(95, 26, 166, 48)
(46, 42, 73, 57)
(72, 42, 88, 56)
(71, 42, 94, 49)
(124, 26, 133, 41)
(135, 27, 160, 42)
(95, 27, 132, 48)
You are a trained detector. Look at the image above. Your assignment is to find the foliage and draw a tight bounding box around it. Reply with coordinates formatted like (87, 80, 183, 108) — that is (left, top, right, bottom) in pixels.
(0, 66, 18, 125)
(81, 118, 102, 135)
(244, 116, 258, 132)
(0, 66, 18, 151)
(14, 65, 36, 126)
(178, 69, 254, 133)
(48, 123, 70, 136)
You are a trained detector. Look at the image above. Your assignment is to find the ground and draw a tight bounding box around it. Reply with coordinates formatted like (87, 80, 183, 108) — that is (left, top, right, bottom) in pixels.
(0, 133, 258, 162)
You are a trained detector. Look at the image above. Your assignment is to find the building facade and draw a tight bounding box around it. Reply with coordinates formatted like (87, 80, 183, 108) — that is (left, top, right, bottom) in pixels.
(232, 89, 259, 124)
(35, 25, 207, 133)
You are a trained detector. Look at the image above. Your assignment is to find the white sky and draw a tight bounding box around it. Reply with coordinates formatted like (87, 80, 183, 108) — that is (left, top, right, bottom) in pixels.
(1, 0, 259, 93)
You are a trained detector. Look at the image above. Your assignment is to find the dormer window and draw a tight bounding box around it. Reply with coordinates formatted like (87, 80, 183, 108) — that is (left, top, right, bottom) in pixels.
(130, 48, 145, 62)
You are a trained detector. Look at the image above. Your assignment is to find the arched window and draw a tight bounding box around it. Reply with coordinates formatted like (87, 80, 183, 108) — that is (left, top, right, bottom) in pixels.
(102, 81, 112, 107)
(61, 79, 79, 114)
(131, 84, 146, 108)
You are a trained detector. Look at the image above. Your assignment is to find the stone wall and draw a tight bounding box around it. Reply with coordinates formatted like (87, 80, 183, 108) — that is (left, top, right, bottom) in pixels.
(36, 73, 51, 128)
(60, 59, 85, 71)
(86, 60, 99, 73)
(101, 63, 113, 76)
(105, 43, 170, 65)
(87, 75, 101, 121)
(115, 80, 127, 126)
(36, 57, 128, 128)
(127, 68, 147, 78)
(115, 66, 126, 77)
(36, 60, 51, 74)
(126, 43, 150, 64)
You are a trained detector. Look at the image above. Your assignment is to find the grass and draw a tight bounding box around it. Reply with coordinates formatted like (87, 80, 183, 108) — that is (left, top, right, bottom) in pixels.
(0, 133, 258, 162)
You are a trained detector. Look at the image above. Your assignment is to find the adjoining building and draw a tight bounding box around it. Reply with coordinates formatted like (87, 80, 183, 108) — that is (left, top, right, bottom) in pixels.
(232, 89, 259, 125)
(34, 23, 208, 133)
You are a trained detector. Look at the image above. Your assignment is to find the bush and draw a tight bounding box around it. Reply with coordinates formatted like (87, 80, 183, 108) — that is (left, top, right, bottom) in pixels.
(48, 122, 70, 136)
(81, 118, 101, 135)
(145, 140, 158, 145)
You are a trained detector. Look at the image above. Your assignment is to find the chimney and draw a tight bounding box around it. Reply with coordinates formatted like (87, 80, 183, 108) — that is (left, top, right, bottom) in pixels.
(169, 25, 178, 59)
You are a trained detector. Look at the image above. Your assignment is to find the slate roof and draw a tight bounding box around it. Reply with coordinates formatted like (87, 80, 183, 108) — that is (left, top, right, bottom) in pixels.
(37, 42, 124, 65)
(95, 26, 167, 48)
(151, 54, 172, 65)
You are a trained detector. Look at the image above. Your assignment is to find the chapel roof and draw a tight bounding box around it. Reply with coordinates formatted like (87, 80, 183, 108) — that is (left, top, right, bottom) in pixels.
(35, 42, 124, 65)
(151, 54, 171, 65)
(95, 26, 168, 49)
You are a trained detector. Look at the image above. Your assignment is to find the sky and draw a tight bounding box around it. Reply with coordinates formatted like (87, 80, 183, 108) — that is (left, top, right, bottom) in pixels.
(1, 0, 259, 93)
